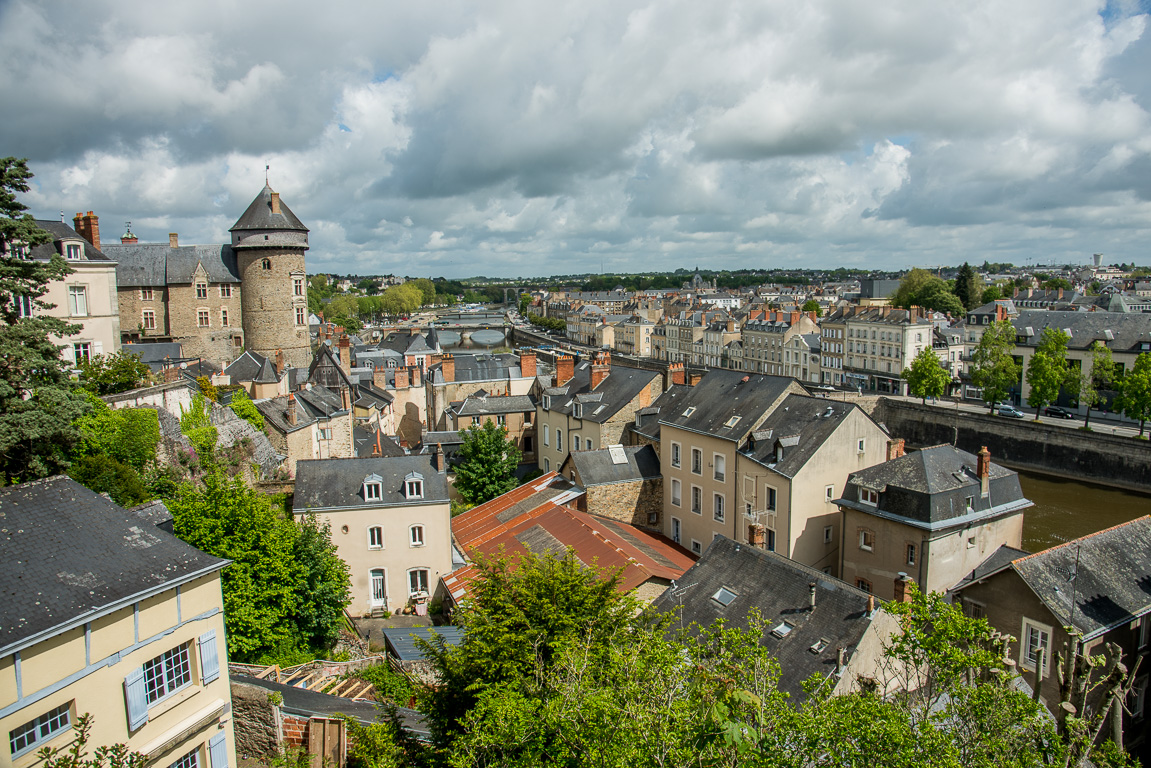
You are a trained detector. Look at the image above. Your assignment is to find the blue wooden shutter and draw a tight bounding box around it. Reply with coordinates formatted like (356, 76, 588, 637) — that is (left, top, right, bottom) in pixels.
(198, 629, 220, 684)
(208, 732, 228, 768)
(123, 667, 148, 730)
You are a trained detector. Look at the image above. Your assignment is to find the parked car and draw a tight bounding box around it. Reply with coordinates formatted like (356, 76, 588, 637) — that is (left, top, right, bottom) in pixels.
(1044, 406, 1076, 419)
(997, 405, 1025, 419)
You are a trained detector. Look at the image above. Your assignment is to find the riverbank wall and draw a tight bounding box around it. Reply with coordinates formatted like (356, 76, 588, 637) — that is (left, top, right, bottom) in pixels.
(873, 398, 1151, 493)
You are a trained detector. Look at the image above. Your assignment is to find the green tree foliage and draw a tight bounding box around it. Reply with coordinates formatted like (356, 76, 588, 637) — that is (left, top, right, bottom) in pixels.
(970, 319, 1021, 413)
(292, 513, 352, 651)
(1118, 351, 1151, 437)
(76, 394, 160, 471)
(36, 713, 145, 768)
(903, 346, 951, 404)
(68, 454, 151, 507)
(1024, 327, 1073, 418)
(228, 389, 265, 430)
(167, 472, 301, 661)
(801, 298, 822, 317)
(76, 352, 151, 396)
(409, 277, 437, 306)
(528, 312, 566, 332)
(953, 262, 983, 312)
(980, 284, 1003, 304)
(195, 376, 219, 402)
(180, 393, 219, 463)
(1042, 276, 1073, 291)
(1077, 341, 1115, 429)
(890, 268, 964, 316)
(518, 292, 531, 315)
(0, 158, 92, 484)
(453, 420, 522, 504)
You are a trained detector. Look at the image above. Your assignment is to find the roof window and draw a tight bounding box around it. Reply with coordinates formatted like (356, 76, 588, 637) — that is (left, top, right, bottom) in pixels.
(363, 473, 383, 501)
(405, 471, 424, 499)
(723, 415, 741, 428)
(682, 406, 697, 418)
(771, 621, 795, 638)
(712, 587, 738, 607)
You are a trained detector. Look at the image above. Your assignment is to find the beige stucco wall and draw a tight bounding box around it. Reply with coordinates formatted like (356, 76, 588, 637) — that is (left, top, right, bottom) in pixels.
(840, 507, 1025, 600)
(0, 573, 235, 768)
(305, 500, 453, 615)
(43, 260, 121, 363)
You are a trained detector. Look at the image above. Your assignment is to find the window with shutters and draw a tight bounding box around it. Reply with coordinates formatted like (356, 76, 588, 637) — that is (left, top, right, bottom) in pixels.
(169, 746, 201, 768)
(143, 641, 193, 704)
(125, 631, 219, 732)
(73, 342, 92, 363)
(208, 732, 229, 768)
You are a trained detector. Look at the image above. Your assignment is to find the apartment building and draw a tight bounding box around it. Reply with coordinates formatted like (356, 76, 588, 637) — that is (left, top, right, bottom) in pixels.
(659, 370, 807, 555)
(835, 306, 935, 395)
(613, 314, 656, 357)
(741, 311, 819, 376)
(1, 478, 234, 768)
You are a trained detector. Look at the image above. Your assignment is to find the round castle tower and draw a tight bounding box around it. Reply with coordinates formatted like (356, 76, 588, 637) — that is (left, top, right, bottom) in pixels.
(230, 185, 311, 369)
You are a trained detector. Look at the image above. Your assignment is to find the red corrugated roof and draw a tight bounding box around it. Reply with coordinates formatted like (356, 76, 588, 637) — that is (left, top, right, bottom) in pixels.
(443, 490, 696, 606)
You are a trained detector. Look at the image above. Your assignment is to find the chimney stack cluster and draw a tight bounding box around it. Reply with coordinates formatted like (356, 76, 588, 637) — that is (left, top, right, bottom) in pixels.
(590, 351, 610, 389)
(287, 394, 298, 426)
(668, 362, 686, 386)
(555, 355, 574, 387)
(72, 212, 100, 251)
(441, 354, 455, 383)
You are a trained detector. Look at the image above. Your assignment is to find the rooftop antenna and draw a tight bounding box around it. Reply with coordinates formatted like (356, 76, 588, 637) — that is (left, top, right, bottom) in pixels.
(265, 164, 270, 185)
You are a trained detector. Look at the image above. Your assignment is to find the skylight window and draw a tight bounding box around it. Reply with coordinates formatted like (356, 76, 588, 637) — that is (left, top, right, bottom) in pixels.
(771, 621, 794, 638)
(682, 407, 697, 418)
(810, 638, 831, 654)
(723, 415, 741, 428)
(712, 587, 738, 606)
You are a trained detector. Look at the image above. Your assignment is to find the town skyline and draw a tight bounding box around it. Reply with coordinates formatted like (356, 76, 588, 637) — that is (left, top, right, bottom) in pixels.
(4, 0, 1151, 279)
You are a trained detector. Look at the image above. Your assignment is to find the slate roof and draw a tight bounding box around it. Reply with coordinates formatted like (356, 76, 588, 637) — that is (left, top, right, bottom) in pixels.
(103, 242, 241, 286)
(952, 544, 1031, 589)
(229, 184, 309, 232)
(740, 395, 875, 478)
(658, 369, 800, 441)
(1012, 310, 1151, 354)
(543, 361, 659, 424)
(1010, 516, 1151, 641)
(224, 350, 280, 384)
(451, 394, 536, 417)
(0, 477, 228, 655)
(354, 427, 407, 459)
(651, 536, 878, 701)
(30, 220, 111, 261)
(570, 444, 660, 486)
(122, 342, 185, 371)
(838, 445, 1031, 529)
(233, 675, 427, 736)
(429, 353, 523, 385)
(382, 626, 466, 662)
(293, 456, 449, 512)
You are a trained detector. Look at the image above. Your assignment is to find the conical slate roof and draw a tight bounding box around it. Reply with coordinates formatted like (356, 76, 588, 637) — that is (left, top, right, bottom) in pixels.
(230, 184, 308, 232)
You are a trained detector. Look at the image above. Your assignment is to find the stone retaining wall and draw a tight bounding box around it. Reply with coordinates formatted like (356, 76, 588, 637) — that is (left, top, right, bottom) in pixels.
(873, 398, 1151, 492)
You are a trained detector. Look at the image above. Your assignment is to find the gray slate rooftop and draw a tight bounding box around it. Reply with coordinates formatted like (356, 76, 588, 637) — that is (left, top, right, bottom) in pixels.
(30, 220, 111, 261)
(294, 455, 450, 511)
(570, 444, 660, 486)
(0, 477, 227, 655)
(652, 536, 877, 701)
(658, 369, 800, 441)
(229, 184, 309, 232)
(740, 395, 872, 478)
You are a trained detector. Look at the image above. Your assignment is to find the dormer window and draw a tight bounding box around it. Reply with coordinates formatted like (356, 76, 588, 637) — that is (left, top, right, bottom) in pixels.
(543, 395, 552, 410)
(860, 488, 878, 506)
(573, 402, 583, 419)
(363, 473, 383, 501)
(405, 471, 424, 499)
(65, 243, 82, 260)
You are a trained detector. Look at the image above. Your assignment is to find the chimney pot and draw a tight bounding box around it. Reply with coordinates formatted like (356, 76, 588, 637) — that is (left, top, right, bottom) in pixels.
(977, 446, 991, 497)
(169, 233, 179, 248)
(441, 354, 456, 383)
(809, 582, 817, 609)
(893, 572, 914, 603)
(555, 355, 574, 387)
(287, 394, 298, 426)
(433, 443, 446, 473)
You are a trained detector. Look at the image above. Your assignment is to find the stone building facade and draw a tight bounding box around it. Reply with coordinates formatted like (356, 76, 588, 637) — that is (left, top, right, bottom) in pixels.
(101, 185, 311, 369)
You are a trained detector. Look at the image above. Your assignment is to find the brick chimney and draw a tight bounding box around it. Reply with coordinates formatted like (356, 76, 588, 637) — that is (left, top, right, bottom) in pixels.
(275, 348, 284, 374)
(520, 351, 537, 379)
(441, 354, 455, 383)
(433, 443, 446, 472)
(590, 351, 610, 389)
(748, 524, 766, 548)
(893, 572, 914, 603)
(72, 212, 100, 251)
(789, 311, 801, 326)
(726, 319, 735, 333)
(394, 366, 409, 389)
(270, 192, 281, 215)
(338, 336, 352, 374)
(373, 364, 388, 390)
(909, 305, 920, 323)
(287, 394, 297, 426)
(669, 362, 686, 386)
(410, 365, 422, 387)
(688, 369, 704, 386)
(886, 438, 905, 461)
(169, 233, 179, 248)
(340, 384, 351, 411)
(977, 446, 991, 497)
(555, 355, 574, 387)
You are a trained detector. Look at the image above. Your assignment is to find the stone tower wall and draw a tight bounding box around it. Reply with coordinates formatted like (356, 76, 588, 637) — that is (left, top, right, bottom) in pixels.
(236, 247, 311, 369)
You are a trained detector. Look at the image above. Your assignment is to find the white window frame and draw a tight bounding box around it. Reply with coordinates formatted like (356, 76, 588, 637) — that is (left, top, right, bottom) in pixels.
(8, 702, 72, 759)
(16, 293, 34, 318)
(169, 746, 201, 768)
(197, 309, 210, 327)
(368, 526, 383, 549)
(670, 442, 681, 468)
(68, 285, 88, 316)
(906, 543, 916, 566)
(409, 525, 425, 547)
(142, 641, 193, 705)
(765, 485, 777, 511)
(140, 287, 154, 301)
(573, 436, 580, 451)
(73, 342, 92, 363)
(713, 453, 726, 483)
(543, 424, 549, 447)
(1020, 618, 1052, 675)
(408, 568, 430, 596)
(195, 282, 208, 300)
(690, 539, 702, 555)
(691, 448, 702, 475)
(825, 485, 834, 502)
(860, 488, 878, 506)
(823, 525, 833, 544)
(370, 568, 387, 607)
(406, 479, 424, 499)
(221, 309, 229, 327)
(65, 242, 82, 260)
(691, 485, 702, 515)
(556, 429, 563, 452)
(220, 284, 232, 298)
(859, 529, 874, 551)
(671, 516, 682, 544)
(364, 481, 382, 501)
(670, 478, 682, 507)
(713, 493, 725, 523)
(294, 277, 305, 297)
(296, 306, 306, 326)
(142, 309, 156, 330)
(857, 438, 865, 454)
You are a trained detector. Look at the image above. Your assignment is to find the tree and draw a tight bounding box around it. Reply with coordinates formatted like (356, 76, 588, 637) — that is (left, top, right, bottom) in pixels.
(903, 347, 950, 404)
(801, 298, 822, 317)
(1118, 352, 1151, 437)
(292, 513, 352, 651)
(1042, 277, 1073, 291)
(76, 394, 160, 471)
(77, 352, 151, 396)
(453, 420, 522, 504)
(1077, 341, 1115, 429)
(1024, 327, 1072, 419)
(970, 319, 1020, 413)
(228, 389, 265, 430)
(980, 284, 1003, 305)
(891, 268, 965, 316)
(518, 292, 531, 315)
(167, 472, 300, 661)
(36, 713, 145, 768)
(953, 262, 983, 312)
(68, 454, 151, 507)
(0, 158, 94, 483)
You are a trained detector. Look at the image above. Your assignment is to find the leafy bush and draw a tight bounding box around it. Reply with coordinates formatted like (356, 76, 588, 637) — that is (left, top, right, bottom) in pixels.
(76, 394, 160, 471)
(68, 454, 150, 507)
(340, 663, 416, 706)
(228, 389, 265, 430)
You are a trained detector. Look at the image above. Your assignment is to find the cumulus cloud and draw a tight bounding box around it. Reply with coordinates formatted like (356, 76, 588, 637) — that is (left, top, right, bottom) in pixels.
(2, 0, 1149, 276)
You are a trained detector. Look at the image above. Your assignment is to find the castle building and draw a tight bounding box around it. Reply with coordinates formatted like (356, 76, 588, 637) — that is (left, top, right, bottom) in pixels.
(101, 185, 312, 369)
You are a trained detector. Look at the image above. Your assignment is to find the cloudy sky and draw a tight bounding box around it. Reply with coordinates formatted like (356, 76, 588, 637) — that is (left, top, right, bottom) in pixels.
(3, 0, 1150, 278)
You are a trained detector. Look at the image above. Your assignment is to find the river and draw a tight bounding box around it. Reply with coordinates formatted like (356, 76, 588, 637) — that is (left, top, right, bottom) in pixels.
(1019, 470, 1151, 552)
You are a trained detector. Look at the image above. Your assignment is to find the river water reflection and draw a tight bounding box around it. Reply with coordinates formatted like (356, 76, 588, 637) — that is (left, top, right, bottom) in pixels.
(1019, 471, 1151, 552)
